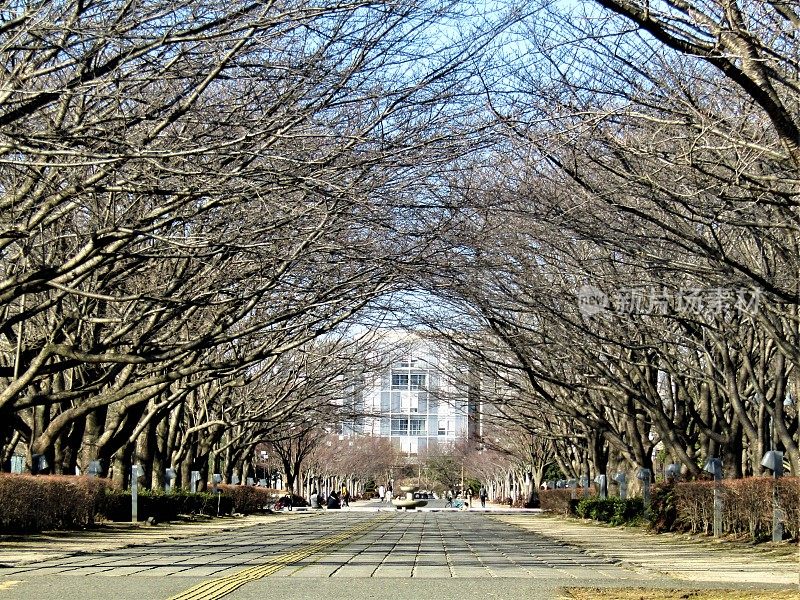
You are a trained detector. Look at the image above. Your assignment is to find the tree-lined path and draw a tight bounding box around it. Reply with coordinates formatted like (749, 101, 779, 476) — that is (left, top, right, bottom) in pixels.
(0, 512, 795, 600)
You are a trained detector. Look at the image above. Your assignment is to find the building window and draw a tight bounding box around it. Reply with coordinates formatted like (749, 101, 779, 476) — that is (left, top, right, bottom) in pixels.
(410, 373, 426, 389)
(410, 418, 426, 435)
(391, 373, 408, 388)
(401, 393, 418, 412)
(391, 418, 408, 435)
(437, 419, 454, 436)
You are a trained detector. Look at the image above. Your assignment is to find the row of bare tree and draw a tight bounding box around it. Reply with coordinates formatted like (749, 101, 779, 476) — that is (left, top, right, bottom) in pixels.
(2, 1, 797, 491)
(0, 0, 510, 489)
(417, 1, 799, 483)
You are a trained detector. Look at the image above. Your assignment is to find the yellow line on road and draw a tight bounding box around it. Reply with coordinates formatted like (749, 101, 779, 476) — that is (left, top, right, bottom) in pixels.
(168, 515, 388, 600)
(0, 581, 21, 591)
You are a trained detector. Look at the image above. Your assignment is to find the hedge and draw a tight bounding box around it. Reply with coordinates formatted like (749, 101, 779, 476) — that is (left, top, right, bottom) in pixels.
(0, 474, 281, 533)
(0, 474, 109, 533)
(539, 489, 586, 515)
(574, 497, 645, 526)
(540, 476, 799, 542)
(218, 484, 279, 514)
(97, 488, 234, 522)
(651, 477, 800, 541)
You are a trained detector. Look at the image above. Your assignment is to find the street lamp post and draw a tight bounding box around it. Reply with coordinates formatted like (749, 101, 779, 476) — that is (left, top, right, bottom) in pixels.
(703, 458, 723, 537)
(761, 450, 784, 542)
(636, 468, 651, 513)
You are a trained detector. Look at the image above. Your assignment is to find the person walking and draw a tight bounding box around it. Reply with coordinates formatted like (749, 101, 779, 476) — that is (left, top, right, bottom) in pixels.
(384, 485, 393, 503)
(479, 485, 488, 508)
(341, 484, 350, 507)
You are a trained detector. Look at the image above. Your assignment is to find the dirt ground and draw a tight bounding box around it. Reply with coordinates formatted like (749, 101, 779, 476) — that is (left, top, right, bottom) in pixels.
(561, 589, 799, 600)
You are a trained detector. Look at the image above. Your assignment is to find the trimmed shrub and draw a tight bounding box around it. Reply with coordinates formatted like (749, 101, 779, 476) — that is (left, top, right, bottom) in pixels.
(0, 475, 290, 532)
(96, 488, 234, 522)
(507, 492, 540, 509)
(575, 497, 645, 525)
(0, 474, 109, 533)
(651, 477, 800, 541)
(218, 484, 277, 514)
(539, 489, 580, 515)
(649, 481, 678, 532)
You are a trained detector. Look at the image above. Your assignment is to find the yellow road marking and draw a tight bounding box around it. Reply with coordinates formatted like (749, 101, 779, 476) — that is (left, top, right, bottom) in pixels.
(168, 515, 388, 600)
(0, 581, 21, 591)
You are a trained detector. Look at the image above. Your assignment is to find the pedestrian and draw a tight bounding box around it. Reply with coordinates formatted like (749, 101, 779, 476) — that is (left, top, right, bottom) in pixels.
(309, 488, 321, 509)
(445, 489, 453, 508)
(479, 485, 488, 508)
(385, 485, 393, 503)
(327, 490, 341, 509)
(378, 484, 386, 501)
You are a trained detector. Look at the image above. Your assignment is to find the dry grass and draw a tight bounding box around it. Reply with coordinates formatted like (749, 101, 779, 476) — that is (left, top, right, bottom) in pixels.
(561, 588, 799, 600)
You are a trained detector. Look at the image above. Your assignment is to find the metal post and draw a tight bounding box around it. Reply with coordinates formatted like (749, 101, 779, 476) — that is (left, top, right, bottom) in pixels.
(595, 474, 607, 499)
(713, 486, 723, 537)
(165, 468, 176, 493)
(131, 464, 139, 523)
(761, 451, 784, 542)
(704, 458, 723, 537)
(579, 475, 589, 498)
(190, 470, 201, 493)
(87, 460, 101, 478)
(637, 469, 651, 513)
(614, 473, 627, 500)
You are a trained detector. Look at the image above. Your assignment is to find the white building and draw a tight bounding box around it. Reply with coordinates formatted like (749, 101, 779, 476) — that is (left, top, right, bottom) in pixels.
(342, 333, 478, 454)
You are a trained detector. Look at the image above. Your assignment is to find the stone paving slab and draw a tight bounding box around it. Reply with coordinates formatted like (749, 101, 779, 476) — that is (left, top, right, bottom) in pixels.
(0, 513, 310, 567)
(1, 508, 798, 600)
(492, 514, 799, 586)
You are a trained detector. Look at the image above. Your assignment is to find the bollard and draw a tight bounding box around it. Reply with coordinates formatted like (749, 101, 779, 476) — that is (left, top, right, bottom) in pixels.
(665, 463, 681, 482)
(131, 464, 140, 523)
(637, 468, 651, 514)
(703, 458, 723, 537)
(594, 474, 607, 499)
(165, 468, 177, 493)
(613, 472, 627, 500)
(87, 460, 102, 477)
(190, 470, 201, 493)
(212, 474, 222, 515)
(761, 451, 784, 542)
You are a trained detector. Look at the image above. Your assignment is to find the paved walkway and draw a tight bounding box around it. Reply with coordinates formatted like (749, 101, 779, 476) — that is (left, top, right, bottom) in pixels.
(0, 504, 797, 599)
(493, 514, 799, 587)
(0, 513, 294, 567)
